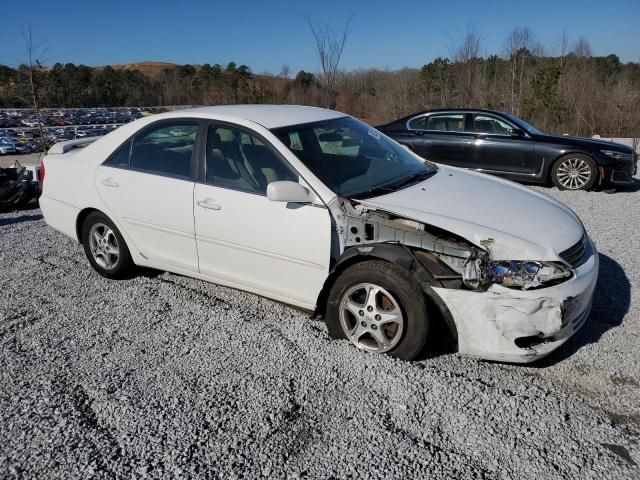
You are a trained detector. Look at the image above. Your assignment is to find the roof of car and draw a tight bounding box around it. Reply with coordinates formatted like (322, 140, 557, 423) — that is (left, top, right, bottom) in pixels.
(407, 108, 508, 118)
(178, 104, 347, 129)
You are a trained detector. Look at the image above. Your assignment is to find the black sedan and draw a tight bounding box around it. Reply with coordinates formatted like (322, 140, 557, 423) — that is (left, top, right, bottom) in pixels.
(378, 109, 638, 190)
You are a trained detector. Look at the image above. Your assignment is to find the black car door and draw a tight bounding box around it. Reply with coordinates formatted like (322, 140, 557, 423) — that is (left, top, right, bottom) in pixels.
(468, 113, 536, 176)
(400, 112, 475, 167)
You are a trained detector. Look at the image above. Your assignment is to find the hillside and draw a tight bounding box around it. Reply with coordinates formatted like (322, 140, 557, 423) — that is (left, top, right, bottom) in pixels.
(108, 61, 186, 76)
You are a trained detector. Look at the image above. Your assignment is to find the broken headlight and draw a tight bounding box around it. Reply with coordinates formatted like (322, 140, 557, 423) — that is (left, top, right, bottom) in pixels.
(463, 259, 571, 290)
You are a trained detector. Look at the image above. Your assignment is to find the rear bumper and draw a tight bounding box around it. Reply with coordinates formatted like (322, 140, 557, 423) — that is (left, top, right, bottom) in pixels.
(39, 195, 80, 242)
(432, 239, 599, 363)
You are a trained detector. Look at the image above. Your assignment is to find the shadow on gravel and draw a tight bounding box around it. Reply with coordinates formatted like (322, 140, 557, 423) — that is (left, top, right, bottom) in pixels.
(608, 178, 640, 193)
(535, 253, 630, 367)
(0, 212, 43, 227)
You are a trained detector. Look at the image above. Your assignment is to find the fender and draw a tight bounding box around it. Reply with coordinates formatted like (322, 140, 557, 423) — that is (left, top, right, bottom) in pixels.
(314, 242, 460, 344)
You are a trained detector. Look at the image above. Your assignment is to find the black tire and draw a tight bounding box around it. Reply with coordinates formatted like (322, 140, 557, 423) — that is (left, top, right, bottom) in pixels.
(551, 154, 599, 191)
(81, 211, 134, 279)
(325, 260, 429, 360)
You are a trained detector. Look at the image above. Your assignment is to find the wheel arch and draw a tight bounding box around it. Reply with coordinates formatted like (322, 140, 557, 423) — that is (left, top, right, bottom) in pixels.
(314, 243, 459, 348)
(75, 207, 103, 243)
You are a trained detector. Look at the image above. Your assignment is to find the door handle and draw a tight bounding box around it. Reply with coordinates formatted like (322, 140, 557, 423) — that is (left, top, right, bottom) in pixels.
(197, 198, 221, 210)
(100, 178, 119, 187)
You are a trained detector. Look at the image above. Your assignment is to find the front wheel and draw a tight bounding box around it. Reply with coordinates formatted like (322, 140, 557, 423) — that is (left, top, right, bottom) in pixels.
(81, 211, 134, 279)
(551, 154, 598, 191)
(325, 261, 429, 360)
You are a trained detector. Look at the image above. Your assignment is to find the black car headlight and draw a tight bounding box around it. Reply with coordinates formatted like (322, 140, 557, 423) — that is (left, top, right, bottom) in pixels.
(463, 259, 571, 290)
(601, 150, 634, 162)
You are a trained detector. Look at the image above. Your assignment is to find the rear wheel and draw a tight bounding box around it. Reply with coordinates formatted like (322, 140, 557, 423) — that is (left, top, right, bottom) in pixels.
(325, 261, 429, 360)
(81, 211, 133, 279)
(551, 154, 598, 190)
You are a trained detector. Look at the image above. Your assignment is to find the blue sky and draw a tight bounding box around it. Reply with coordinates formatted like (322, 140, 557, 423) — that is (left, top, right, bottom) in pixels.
(2, 0, 639, 73)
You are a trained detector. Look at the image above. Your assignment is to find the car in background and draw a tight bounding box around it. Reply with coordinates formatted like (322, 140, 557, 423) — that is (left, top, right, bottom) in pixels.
(0, 140, 17, 155)
(378, 109, 638, 191)
(39, 105, 598, 363)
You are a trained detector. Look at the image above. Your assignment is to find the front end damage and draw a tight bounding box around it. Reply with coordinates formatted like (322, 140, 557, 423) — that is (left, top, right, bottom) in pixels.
(325, 198, 598, 363)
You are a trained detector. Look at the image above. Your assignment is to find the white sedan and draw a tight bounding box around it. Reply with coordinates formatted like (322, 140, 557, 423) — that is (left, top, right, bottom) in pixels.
(39, 105, 598, 362)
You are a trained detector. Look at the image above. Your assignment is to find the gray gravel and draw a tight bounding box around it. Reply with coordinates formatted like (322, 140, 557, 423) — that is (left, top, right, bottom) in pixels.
(1, 180, 639, 479)
(0, 154, 40, 168)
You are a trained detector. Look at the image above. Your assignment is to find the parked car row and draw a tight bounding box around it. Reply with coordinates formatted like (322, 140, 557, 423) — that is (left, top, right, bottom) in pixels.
(378, 109, 638, 191)
(0, 124, 126, 155)
(0, 107, 149, 129)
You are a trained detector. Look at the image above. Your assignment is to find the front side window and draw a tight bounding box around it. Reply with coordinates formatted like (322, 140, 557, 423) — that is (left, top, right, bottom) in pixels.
(129, 122, 198, 178)
(424, 113, 465, 132)
(272, 117, 437, 199)
(205, 124, 297, 195)
(408, 116, 427, 130)
(471, 114, 512, 135)
(503, 112, 544, 135)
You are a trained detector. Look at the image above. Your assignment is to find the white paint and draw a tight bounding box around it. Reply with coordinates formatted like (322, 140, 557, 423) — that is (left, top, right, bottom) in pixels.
(193, 182, 331, 306)
(359, 164, 585, 261)
(433, 240, 599, 362)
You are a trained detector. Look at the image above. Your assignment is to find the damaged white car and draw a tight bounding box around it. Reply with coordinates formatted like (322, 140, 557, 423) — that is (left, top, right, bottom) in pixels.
(39, 105, 598, 363)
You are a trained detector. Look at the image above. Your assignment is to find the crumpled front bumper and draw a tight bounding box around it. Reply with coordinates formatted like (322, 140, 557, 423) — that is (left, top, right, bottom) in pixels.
(431, 240, 599, 363)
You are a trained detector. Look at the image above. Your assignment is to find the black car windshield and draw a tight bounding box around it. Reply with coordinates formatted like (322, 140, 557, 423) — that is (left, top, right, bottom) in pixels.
(503, 113, 545, 135)
(272, 117, 436, 198)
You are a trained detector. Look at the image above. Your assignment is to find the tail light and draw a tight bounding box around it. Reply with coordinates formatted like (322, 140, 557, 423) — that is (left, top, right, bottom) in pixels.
(38, 159, 45, 183)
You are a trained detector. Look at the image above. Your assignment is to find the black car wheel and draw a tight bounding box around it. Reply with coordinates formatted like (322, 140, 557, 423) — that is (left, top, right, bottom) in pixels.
(551, 154, 598, 191)
(325, 260, 429, 360)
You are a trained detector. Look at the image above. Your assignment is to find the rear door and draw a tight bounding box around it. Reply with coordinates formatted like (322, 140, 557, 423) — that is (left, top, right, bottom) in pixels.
(95, 120, 200, 271)
(468, 113, 536, 176)
(403, 112, 474, 167)
(193, 123, 332, 308)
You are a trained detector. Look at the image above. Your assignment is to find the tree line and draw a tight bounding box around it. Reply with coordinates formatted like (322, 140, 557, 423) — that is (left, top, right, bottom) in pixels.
(1, 28, 639, 137)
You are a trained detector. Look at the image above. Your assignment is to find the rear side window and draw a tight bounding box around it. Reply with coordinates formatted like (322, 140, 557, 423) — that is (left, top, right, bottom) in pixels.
(129, 122, 198, 178)
(424, 113, 465, 132)
(104, 141, 131, 168)
(205, 124, 297, 195)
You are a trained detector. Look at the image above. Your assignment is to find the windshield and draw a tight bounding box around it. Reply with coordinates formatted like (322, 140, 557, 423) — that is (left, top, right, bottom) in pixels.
(503, 113, 545, 135)
(272, 117, 436, 198)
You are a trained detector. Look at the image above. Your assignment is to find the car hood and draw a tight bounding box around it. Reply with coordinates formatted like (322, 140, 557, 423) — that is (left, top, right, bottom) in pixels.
(355, 165, 585, 261)
(536, 133, 634, 153)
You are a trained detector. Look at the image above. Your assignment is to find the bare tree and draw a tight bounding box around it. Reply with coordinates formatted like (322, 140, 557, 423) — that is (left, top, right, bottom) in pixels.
(574, 36, 593, 57)
(503, 27, 542, 114)
(307, 15, 353, 108)
(19, 25, 49, 153)
(449, 27, 483, 106)
(279, 65, 291, 79)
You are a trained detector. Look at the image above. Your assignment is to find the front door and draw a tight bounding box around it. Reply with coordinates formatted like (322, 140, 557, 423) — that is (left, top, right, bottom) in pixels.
(468, 113, 536, 176)
(193, 123, 332, 308)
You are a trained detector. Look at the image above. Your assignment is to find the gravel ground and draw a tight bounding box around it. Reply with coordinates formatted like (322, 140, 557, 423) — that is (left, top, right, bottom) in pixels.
(0, 154, 40, 168)
(1, 180, 639, 479)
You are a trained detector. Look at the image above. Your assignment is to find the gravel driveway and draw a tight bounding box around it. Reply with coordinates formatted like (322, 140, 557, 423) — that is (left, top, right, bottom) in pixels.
(1, 182, 639, 479)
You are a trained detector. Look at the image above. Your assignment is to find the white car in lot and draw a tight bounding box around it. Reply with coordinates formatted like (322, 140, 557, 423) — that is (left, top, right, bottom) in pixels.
(39, 105, 598, 362)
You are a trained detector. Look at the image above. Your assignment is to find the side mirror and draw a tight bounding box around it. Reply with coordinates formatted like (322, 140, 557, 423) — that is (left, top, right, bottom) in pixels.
(509, 127, 525, 137)
(267, 181, 314, 204)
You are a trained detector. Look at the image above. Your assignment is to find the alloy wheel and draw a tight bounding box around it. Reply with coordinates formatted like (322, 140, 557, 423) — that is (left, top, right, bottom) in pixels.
(339, 283, 404, 353)
(88, 223, 120, 270)
(556, 157, 592, 190)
